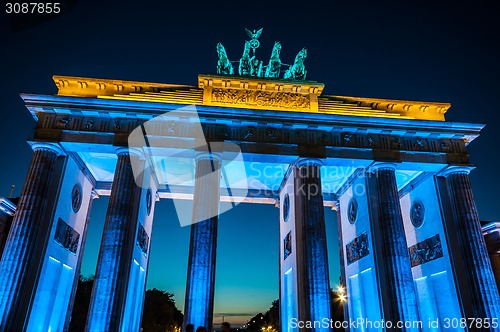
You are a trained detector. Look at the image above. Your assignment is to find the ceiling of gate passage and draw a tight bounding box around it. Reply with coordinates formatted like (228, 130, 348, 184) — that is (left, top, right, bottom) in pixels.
(78, 152, 421, 199)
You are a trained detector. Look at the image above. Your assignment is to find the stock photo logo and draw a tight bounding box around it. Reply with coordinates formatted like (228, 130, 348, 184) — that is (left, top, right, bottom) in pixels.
(128, 105, 248, 226)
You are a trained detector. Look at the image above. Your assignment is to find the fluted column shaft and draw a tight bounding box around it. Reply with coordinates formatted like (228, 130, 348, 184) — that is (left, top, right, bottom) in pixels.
(372, 166, 419, 329)
(294, 160, 331, 328)
(0, 145, 61, 329)
(184, 154, 221, 331)
(445, 170, 500, 320)
(86, 152, 142, 331)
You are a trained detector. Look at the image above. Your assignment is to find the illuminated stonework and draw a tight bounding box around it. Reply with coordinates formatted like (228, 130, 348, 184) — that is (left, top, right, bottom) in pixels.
(199, 74, 322, 112)
(346, 232, 369, 265)
(408, 234, 443, 267)
(54, 218, 80, 254)
(53, 74, 450, 120)
(0, 71, 497, 332)
(136, 224, 149, 256)
(284, 231, 292, 260)
(211, 88, 310, 110)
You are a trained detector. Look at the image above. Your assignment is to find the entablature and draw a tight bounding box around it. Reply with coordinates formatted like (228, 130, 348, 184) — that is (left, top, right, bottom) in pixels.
(21, 93, 481, 156)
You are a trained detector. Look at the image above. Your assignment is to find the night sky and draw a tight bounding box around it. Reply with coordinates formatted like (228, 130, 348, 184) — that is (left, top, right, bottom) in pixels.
(1, 0, 499, 326)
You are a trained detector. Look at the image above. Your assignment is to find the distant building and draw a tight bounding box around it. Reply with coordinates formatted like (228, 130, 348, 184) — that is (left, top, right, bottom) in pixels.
(0, 198, 16, 256)
(482, 221, 500, 291)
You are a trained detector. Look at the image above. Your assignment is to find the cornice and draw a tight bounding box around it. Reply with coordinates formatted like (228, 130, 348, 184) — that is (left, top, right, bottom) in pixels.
(334, 95, 450, 121)
(53, 75, 194, 98)
(48, 75, 451, 121)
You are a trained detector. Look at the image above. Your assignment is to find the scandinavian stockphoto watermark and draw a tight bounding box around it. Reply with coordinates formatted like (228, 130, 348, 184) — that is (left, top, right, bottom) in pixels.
(128, 105, 248, 227)
(289, 317, 499, 330)
(289, 318, 423, 330)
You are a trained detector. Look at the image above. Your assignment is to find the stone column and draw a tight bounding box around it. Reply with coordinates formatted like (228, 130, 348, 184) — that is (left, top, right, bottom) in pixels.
(442, 167, 500, 320)
(294, 159, 331, 328)
(368, 163, 419, 328)
(0, 142, 65, 329)
(86, 149, 143, 331)
(184, 152, 221, 331)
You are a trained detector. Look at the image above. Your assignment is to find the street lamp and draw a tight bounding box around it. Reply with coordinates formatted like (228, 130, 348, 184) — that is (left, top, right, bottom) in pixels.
(337, 285, 346, 302)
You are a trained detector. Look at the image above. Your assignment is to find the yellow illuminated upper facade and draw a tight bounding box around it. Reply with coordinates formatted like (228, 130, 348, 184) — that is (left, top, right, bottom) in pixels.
(53, 74, 450, 121)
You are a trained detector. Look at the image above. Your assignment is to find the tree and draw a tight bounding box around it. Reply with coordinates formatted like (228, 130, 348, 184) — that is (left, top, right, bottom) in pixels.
(244, 312, 267, 332)
(243, 300, 279, 332)
(69, 276, 183, 332)
(142, 288, 183, 332)
(264, 300, 279, 330)
(68, 275, 94, 331)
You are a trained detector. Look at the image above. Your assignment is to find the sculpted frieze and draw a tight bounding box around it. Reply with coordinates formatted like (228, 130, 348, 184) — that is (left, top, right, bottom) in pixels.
(211, 88, 310, 110)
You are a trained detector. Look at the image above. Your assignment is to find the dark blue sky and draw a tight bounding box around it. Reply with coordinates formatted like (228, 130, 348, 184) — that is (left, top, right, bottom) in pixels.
(1, 0, 499, 323)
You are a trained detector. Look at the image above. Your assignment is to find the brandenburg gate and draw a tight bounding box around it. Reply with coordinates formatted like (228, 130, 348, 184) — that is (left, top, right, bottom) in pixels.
(0, 30, 499, 331)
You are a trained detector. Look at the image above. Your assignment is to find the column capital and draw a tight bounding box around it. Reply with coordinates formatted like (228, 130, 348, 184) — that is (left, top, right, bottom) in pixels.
(295, 158, 324, 168)
(482, 221, 500, 236)
(195, 151, 222, 163)
(274, 199, 279, 209)
(0, 198, 16, 216)
(29, 142, 66, 157)
(367, 162, 398, 173)
(115, 147, 145, 159)
(437, 165, 475, 177)
(90, 188, 100, 200)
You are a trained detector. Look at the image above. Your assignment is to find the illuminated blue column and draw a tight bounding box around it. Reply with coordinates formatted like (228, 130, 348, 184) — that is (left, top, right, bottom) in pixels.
(86, 149, 144, 331)
(183, 152, 221, 331)
(0, 142, 65, 330)
(442, 166, 500, 321)
(294, 159, 331, 329)
(368, 163, 419, 328)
